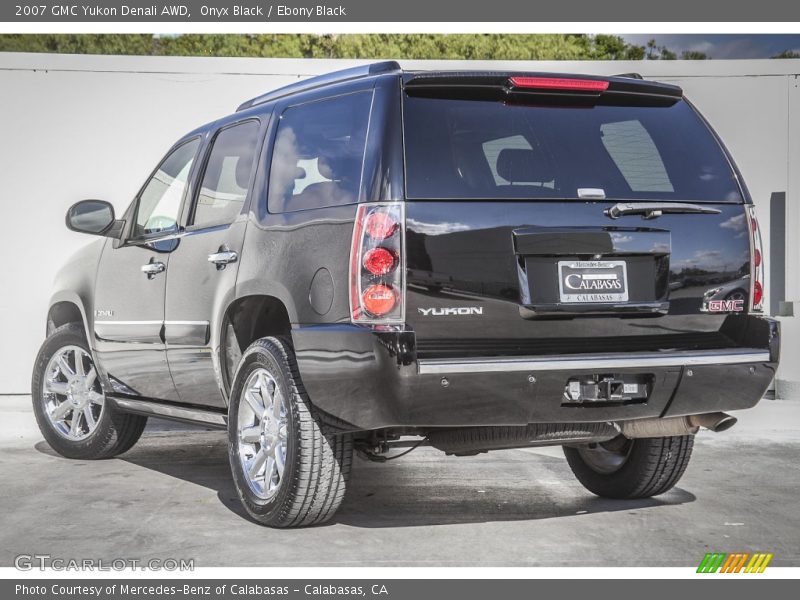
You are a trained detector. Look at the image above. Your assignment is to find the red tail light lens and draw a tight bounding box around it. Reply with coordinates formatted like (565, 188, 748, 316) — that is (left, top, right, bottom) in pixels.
(746, 206, 765, 313)
(365, 212, 398, 240)
(753, 281, 764, 307)
(509, 76, 609, 92)
(363, 247, 397, 276)
(361, 284, 398, 316)
(350, 203, 405, 324)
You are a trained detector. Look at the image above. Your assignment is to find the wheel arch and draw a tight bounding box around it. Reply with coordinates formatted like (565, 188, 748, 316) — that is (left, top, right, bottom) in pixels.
(220, 294, 294, 395)
(47, 292, 92, 344)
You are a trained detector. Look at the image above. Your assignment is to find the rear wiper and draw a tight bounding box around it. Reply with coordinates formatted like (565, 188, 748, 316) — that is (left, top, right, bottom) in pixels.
(604, 202, 722, 220)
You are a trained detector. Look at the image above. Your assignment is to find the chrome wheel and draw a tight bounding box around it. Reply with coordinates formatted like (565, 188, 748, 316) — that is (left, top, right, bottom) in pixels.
(577, 438, 633, 475)
(42, 345, 105, 441)
(237, 368, 288, 500)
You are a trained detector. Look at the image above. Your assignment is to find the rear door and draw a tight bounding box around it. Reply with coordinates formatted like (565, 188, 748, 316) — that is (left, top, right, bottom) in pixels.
(401, 75, 755, 359)
(164, 117, 265, 407)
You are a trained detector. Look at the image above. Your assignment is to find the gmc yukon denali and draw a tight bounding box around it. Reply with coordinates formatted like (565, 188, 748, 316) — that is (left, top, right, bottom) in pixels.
(32, 63, 780, 527)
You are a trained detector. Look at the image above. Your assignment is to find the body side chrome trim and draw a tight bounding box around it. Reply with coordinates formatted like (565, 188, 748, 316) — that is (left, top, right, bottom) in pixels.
(111, 397, 226, 427)
(95, 320, 208, 326)
(417, 349, 772, 375)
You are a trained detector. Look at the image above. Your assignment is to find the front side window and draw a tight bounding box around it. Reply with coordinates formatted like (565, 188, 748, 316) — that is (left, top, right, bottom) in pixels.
(192, 120, 261, 228)
(133, 138, 199, 238)
(268, 91, 372, 213)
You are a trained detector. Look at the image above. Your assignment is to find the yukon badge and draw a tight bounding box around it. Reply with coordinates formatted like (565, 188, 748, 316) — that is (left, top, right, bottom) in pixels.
(418, 307, 484, 316)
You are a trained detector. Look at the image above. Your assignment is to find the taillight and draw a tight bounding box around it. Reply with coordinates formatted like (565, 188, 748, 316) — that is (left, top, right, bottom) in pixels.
(746, 206, 765, 313)
(350, 203, 405, 323)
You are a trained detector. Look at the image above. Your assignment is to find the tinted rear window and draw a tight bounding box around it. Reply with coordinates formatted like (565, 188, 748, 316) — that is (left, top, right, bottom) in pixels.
(403, 96, 742, 202)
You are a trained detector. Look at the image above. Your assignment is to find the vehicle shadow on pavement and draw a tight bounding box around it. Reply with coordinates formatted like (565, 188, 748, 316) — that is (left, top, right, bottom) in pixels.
(34, 427, 696, 528)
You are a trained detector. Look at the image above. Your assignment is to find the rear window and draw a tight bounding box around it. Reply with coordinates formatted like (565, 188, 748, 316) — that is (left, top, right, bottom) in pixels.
(403, 96, 742, 202)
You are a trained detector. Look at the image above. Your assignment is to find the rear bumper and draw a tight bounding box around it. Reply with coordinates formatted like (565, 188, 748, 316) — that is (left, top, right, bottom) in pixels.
(291, 316, 779, 432)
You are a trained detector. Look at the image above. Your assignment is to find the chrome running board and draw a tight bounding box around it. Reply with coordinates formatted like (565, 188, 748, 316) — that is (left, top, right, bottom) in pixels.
(111, 397, 227, 428)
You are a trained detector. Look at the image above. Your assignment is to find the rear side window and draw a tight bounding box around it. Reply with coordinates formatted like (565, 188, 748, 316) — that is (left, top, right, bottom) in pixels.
(268, 91, 372, 213)
(403, 97, 742, 202)
(192, 120, 261, 228)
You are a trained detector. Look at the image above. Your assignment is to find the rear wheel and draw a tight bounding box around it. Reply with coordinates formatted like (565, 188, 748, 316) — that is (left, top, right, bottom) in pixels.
(31, 322, 147, 459)
(227, 336, 352, 528)
(564, 434, 693, 499)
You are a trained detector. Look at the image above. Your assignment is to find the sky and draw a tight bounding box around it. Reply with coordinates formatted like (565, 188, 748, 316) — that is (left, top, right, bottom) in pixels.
(621, 34, 800, 58)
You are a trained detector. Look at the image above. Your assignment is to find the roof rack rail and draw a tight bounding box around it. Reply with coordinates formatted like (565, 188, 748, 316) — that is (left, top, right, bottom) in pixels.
(614, 72, 644, 80)
(237, 61, 401, 111)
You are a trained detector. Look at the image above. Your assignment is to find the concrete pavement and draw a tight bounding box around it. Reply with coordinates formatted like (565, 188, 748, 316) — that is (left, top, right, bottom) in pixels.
(1, 394, 798, 567)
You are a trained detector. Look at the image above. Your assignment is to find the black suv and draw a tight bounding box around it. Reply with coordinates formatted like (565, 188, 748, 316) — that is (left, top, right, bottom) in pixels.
(33, 62, 779, 527)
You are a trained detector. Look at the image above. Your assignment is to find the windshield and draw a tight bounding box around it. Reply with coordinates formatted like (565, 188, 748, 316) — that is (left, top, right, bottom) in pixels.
(402, 95, 743, 203)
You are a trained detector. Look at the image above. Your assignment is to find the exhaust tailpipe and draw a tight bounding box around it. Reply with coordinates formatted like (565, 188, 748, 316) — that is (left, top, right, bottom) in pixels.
(621, 412, 737, 438)
(688, 412, 738, 433)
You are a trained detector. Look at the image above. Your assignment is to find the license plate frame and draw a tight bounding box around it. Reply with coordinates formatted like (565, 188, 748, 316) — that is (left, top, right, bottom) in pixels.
(557, 260, 629, 303)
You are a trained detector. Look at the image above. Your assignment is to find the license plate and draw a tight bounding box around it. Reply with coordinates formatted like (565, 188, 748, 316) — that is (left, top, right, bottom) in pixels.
(558, 260, 629, 303)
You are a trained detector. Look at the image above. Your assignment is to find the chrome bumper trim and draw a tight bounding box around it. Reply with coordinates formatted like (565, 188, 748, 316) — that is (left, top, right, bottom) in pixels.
(111, 397, 227, 427)
(417, 349, 772, 375)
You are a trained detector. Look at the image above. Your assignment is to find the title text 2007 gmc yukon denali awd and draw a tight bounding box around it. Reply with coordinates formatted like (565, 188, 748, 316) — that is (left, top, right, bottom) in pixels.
(33, 63, 779, 527)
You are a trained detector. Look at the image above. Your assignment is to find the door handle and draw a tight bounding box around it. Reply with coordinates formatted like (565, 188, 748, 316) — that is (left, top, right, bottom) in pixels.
(208, 250, 238, 270)
(141, 260, 166, 279)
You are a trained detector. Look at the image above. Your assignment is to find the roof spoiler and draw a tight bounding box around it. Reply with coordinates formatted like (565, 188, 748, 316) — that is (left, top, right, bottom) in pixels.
(237, 60, 401, 111)
(403, 71, 682, 106)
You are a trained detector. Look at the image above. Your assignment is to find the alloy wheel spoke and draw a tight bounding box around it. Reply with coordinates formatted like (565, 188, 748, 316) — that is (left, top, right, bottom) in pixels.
(265, 456, 277, 486)
(240, 425, 261, 444)
(57, 355, 75, 379)
(51, 400, 73, 421)
(275, 445, 285, 471)
(69, 411, 83, 437)
(73, 350, 85, 377)
(244, 391, 264, 416)
(272, 390, 284, 419)
(258, 372, 273, 408)
(88, 391, 105, 406)
(84, 367, 98, 389)
(45, 380, 69, 396)
(83, 407, 97, 429)
(248, 449, 269, 479)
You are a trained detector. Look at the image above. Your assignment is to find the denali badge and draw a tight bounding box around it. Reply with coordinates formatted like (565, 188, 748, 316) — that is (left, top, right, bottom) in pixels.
(418, 307, 484, 316)
(558, 260, 629, 303)
(94, 309, 114, 317)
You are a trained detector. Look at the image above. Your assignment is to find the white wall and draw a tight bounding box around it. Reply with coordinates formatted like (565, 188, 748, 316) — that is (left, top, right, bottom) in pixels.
(1, 53, 798, 393)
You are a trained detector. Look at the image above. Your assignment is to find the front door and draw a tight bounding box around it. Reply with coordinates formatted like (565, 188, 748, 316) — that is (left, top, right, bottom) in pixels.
(165, 119, 263, 407)
(93, 137, 201, 401)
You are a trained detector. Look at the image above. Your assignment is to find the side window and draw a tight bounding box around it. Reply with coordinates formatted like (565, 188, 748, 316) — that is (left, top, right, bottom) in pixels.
(133, 138, 199, 239)
(268, 91, 372, 213)
(192, 120, 261, 228)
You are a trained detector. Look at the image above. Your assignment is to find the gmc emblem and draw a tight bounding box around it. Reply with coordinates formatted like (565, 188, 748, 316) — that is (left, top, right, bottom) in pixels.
(708, 299, 744, 312)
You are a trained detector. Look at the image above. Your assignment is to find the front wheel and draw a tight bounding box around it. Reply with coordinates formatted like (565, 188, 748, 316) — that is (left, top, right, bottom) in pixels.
(564, 434, 694, 499)
(31, 322, 147, 459)
(227, 336, 352, 528)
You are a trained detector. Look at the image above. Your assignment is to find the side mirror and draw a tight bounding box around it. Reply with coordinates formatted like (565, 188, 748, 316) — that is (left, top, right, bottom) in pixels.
(66, 200, 123, 238)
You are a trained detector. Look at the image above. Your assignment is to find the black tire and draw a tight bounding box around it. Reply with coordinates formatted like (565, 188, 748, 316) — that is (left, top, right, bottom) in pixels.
(227, 336, 352, 528)
(31, 322, 147, 459)
(564, 434, 694, 499)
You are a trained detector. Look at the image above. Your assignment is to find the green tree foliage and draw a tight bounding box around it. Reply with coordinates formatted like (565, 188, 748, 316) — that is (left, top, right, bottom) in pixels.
(0, 33, 698, 61)
(772, 50, 800, 58)
(681, 50, 708, 60)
